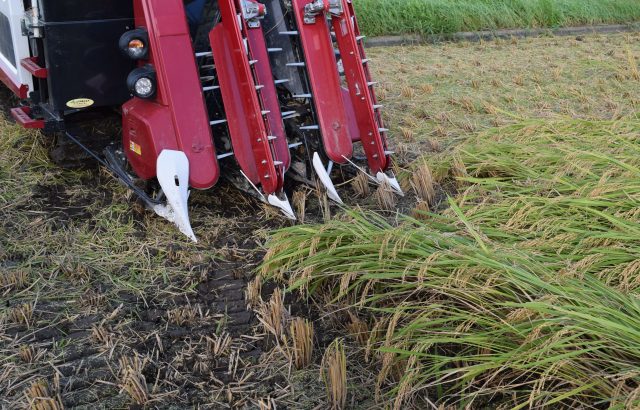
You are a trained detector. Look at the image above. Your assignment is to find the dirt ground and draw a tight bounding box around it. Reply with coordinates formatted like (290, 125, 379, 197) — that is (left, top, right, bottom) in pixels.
(1, 31, 639, 409)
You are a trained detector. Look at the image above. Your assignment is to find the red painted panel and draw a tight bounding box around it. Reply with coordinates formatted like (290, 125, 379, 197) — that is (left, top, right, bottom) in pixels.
(0, 64, 28, 99)
(332, 0, 389, 173)
(123, 99, 179, 180)
(246, 22, 290, 171)
(21, 57, 47, 79)
(10, 106, 44, 129)
(209, 0, 282, 195)
(291, 0, 352, 164)
(128, 0, 219, 190)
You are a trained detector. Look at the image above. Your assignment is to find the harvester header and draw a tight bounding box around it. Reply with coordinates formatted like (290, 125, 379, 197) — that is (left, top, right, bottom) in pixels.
(0, 0, 402, 240)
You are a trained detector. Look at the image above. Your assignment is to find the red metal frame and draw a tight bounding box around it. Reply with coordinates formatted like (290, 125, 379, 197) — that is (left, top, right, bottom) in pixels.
(245, 6, 291, 171)
(291, 0, 353, 164)
(10, 106, 44, 129)
(122, 0, 219, 190)
(20, 57, 47, 79)
(210, 0, 283, 195)
(332, 0, 389, 173)
(0, 65, 28, 99)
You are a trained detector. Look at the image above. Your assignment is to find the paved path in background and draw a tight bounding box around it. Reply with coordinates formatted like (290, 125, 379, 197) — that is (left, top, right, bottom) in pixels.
(365, 23, 640, 47)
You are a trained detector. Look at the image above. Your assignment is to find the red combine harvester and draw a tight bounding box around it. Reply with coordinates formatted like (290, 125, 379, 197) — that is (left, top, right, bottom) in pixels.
(0, 0, 402, 241)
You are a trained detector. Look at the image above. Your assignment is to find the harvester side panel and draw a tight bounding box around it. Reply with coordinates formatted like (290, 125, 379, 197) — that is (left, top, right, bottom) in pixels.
(290, 0, 353, 164)
(0, 0, 32, 98)
(246, 20, 291, 171)
(123, 0, 219, 189)
(209, 0, 283, 195)
(332, 0, 389, 173)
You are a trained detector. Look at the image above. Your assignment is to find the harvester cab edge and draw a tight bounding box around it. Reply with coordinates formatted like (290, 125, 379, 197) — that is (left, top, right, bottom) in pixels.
(0, 0, 403, 240)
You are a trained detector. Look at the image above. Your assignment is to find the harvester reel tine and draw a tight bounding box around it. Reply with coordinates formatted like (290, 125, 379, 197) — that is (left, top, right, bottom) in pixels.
(376, 172, 405, 197)
(313, 152, 344, 204)
(267, 193, 297, 220)
(341, 155, 404, 197)
(153, 150, 198, 242)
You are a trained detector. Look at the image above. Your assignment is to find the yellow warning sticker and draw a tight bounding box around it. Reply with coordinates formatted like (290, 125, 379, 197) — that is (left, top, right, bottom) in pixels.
(129, 141, 142, 156)
(66, 98, 95, 109)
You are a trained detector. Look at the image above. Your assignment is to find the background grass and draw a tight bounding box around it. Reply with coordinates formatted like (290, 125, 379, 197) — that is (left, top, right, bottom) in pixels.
(354, 0, 640, 36)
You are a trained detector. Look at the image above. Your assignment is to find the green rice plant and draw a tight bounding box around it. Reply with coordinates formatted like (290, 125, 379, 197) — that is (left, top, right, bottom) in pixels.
(262, 118, 640, 408)
(354, 0, 640, 37)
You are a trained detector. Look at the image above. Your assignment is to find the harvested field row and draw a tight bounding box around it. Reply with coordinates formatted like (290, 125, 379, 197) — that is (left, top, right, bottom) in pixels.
(1, 31, 639, 408)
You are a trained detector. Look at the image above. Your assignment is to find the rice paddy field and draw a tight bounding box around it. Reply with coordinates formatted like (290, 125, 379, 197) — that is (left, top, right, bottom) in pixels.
(354, 0, 640, 36)
(1, 29, 640, 409)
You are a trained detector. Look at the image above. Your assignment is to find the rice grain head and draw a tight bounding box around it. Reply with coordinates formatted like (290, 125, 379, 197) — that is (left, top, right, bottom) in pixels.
(352, 172, 371, 198)
(24, 379, 63, 410)
(118, 355, 150, 405)
(290, 317, 314, 369)
(257, 288, 287, 341)
(321, 339, 347, 410)
(292, 189, 307, 224)
(411, 161, 436, 204)
(374, 179, 397, 211)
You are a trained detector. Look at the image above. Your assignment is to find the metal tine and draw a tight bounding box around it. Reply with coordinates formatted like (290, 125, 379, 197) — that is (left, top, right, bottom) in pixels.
(195, 51, 212, 57)
(274, 79, 290, 84)
(293, 94, 312, 99)
(217, 152, 234, 159)
(300, 125, 319, 130)
(210, 119, 227, 126)
(280, 31, 299, 35)
(267, 48, 283, 53)
(286, 62, 306, 67)
(202, 85, 220, 92)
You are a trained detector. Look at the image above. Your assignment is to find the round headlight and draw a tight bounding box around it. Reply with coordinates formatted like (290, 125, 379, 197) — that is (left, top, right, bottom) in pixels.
(127, 39, 147, 59)
(119, 28, 150, 60)
(134, 77, 154, 98)
(127, 65, 157, 99)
